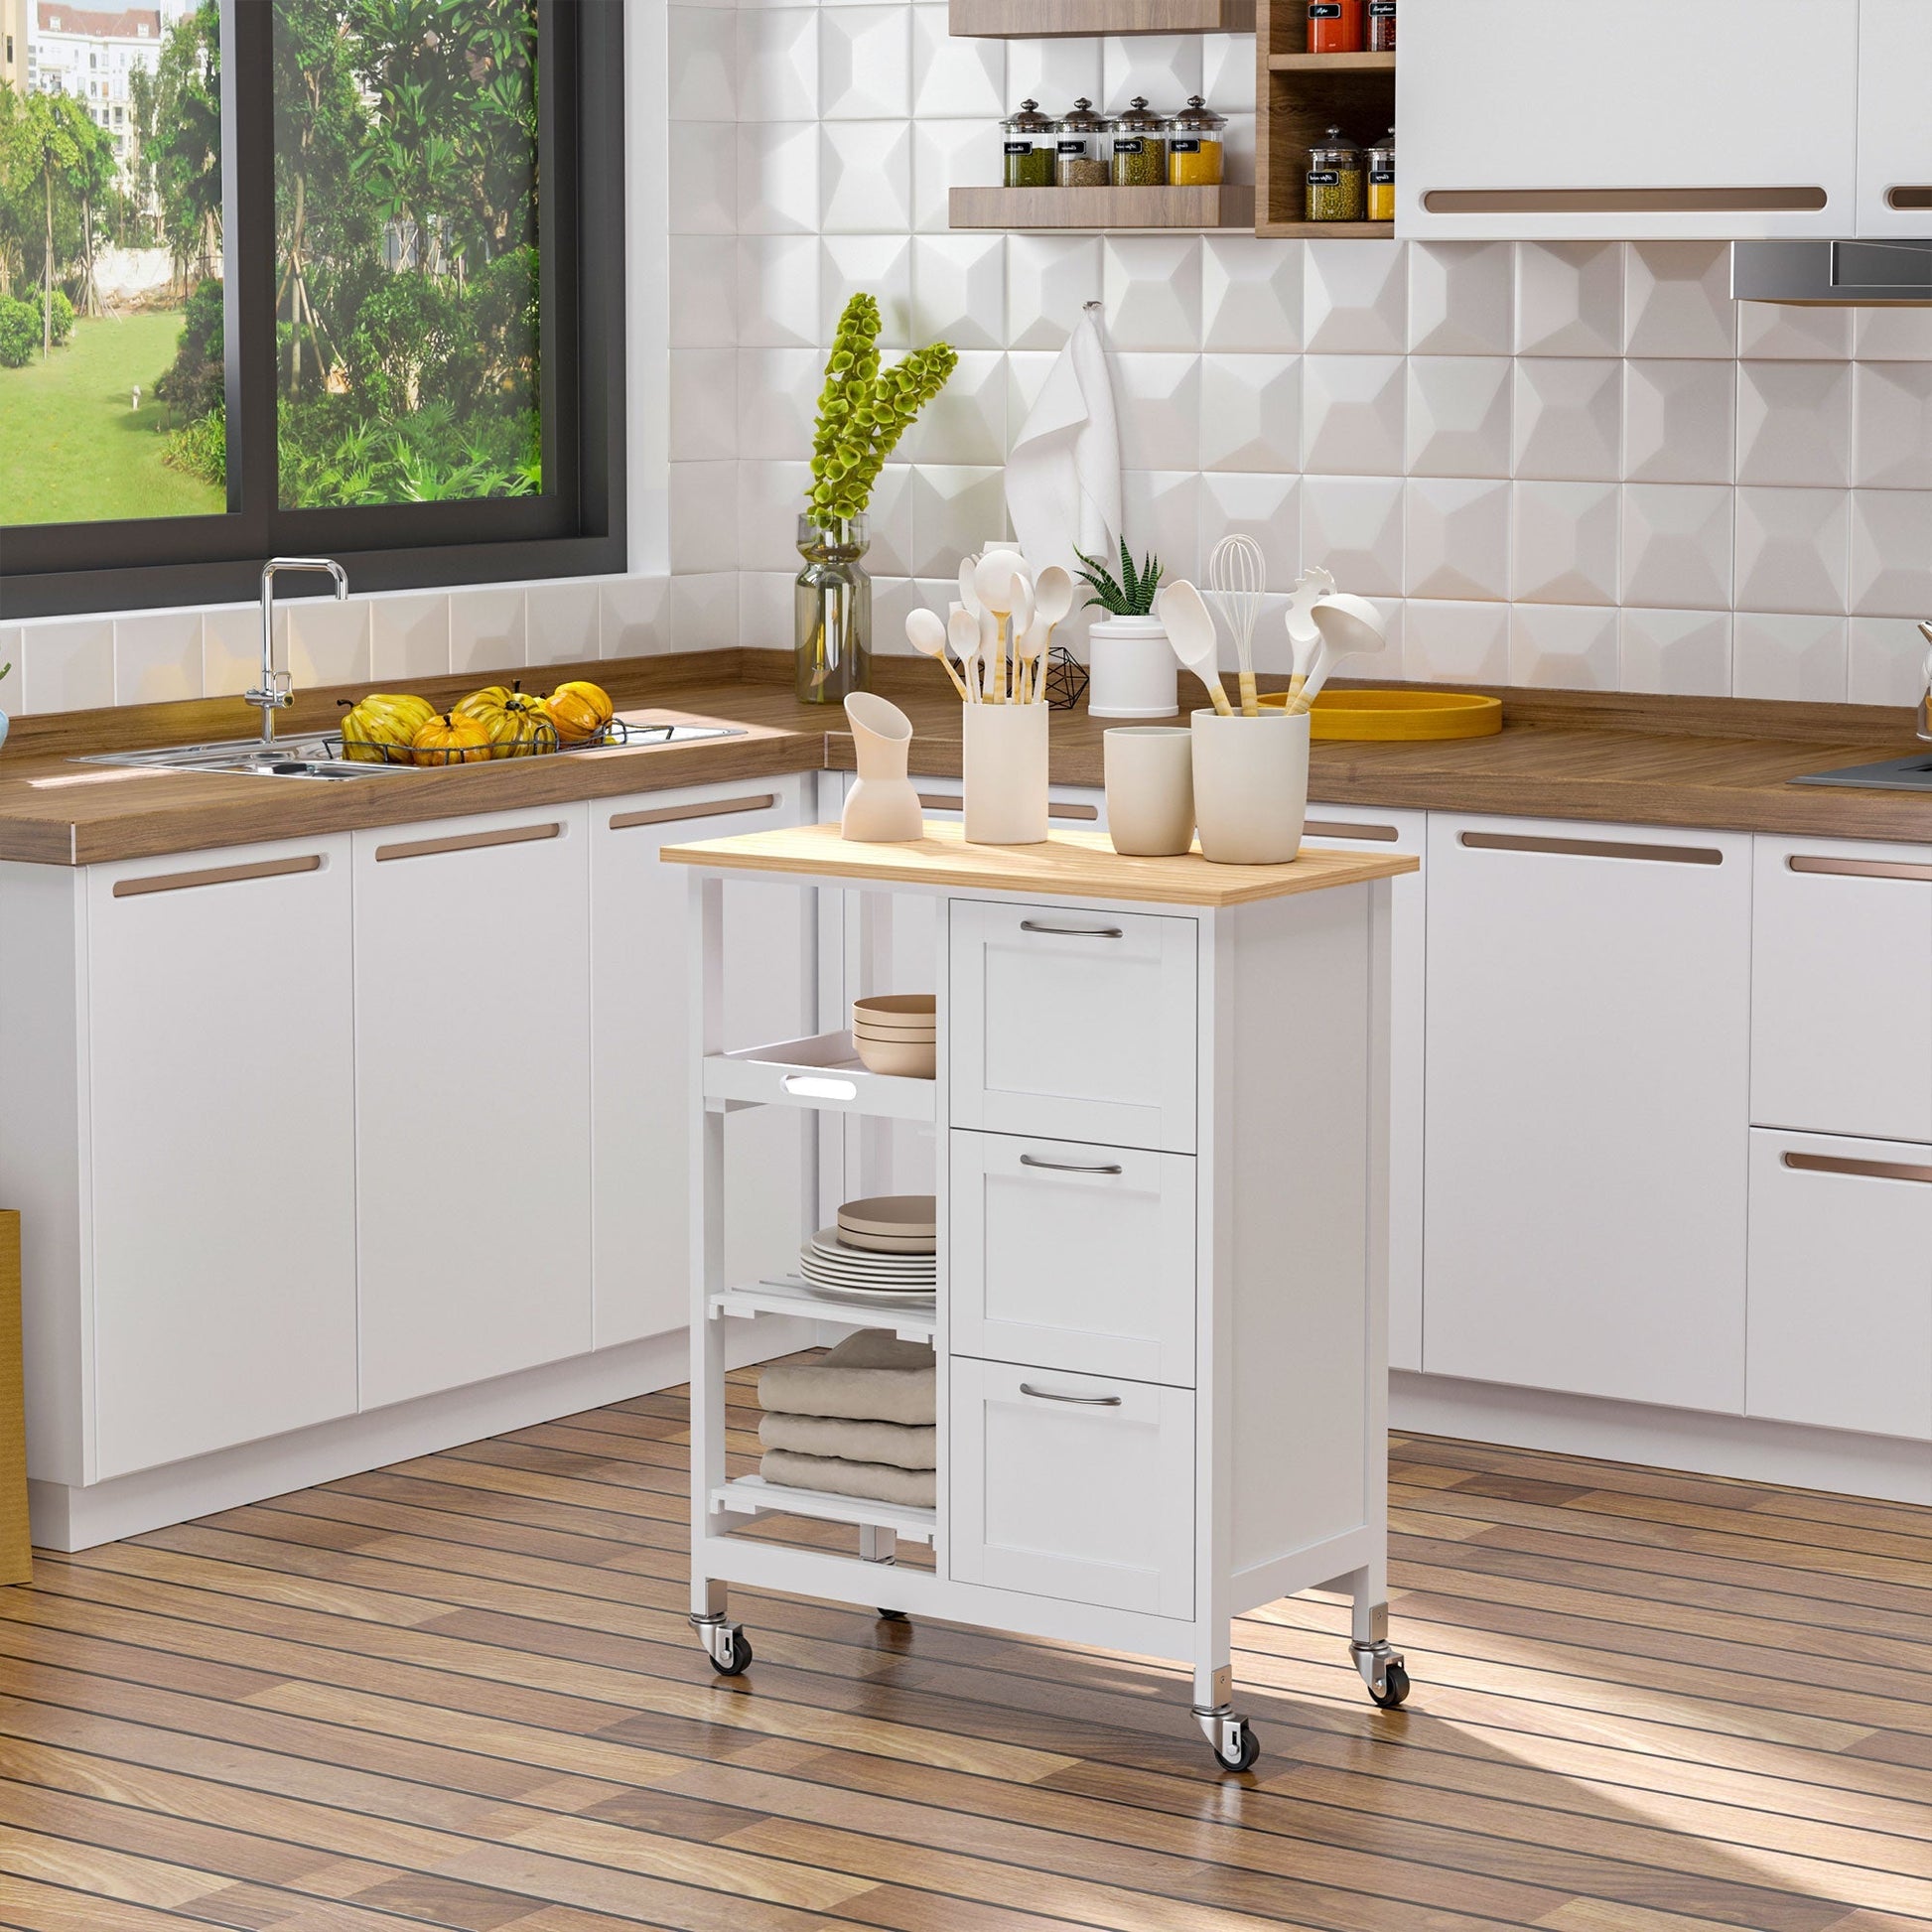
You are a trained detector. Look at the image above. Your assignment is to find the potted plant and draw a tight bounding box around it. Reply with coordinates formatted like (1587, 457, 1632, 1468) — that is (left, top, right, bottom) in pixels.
(798, 295, 956, 704)
(1075, 541, 1174, 718)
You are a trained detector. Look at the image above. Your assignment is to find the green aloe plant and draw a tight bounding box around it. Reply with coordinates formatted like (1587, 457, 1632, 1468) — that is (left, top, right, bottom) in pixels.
(1074, 540, 1164, 617)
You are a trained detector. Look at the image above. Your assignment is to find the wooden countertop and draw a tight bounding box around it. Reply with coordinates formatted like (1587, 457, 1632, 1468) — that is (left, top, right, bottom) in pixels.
(2, 647, 1932, 865)
(663, 820, 1417, 907)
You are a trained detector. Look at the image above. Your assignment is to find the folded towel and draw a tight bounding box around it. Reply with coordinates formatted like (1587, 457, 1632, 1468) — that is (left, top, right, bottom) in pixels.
(760, 1449, 935, 1510)
(759, 1411, 936, 1471)
(759, 1328, 936, 1426)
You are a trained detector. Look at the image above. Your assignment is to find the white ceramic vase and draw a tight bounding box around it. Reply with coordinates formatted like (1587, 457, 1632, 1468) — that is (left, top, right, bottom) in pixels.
(1104, 726, 1194, 857)
(840, 692, 923, 842)
(1189, 708, 1310, 865)
(962, 702, 1049, 845)
(1086, 616, 1178, 719)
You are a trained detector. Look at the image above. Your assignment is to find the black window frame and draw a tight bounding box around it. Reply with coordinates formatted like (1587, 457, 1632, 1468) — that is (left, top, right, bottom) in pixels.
(0, 0, 626, 621)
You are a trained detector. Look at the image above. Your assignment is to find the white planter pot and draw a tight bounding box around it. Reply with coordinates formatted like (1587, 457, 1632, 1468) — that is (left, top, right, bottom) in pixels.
(1103, 727, 1194, 857)
(962, 702, 1049, 846)
(1189, 708, 1310, 865)
(1087, 616, 1178, 719)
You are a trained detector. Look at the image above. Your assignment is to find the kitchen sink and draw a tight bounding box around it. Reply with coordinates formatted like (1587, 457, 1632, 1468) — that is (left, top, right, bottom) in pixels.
(1791, 754, 1932, 793)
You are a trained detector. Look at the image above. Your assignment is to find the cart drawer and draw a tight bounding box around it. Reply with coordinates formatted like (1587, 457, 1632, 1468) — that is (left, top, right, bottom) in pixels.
(950, 1130, 1196, 1386)
(949, 1358, 1194, 1619)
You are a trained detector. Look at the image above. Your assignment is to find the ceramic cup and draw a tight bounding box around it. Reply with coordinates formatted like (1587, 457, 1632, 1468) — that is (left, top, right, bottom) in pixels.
(962, 701, 1049, 845)
(1104, 727, 1194, 857)
(1086, 616, 1179, 718)
(1189, 707, 1310, 865)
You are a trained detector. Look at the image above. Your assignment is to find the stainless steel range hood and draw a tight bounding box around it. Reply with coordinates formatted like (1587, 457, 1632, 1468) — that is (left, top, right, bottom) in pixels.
(1731, 239, 1932, 305)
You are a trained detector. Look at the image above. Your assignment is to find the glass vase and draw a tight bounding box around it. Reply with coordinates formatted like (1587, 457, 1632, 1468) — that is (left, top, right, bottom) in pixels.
(794, 513, 872, 704)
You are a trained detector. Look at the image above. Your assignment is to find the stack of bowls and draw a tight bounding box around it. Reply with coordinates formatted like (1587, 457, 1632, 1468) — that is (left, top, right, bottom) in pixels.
(852, 994, 936, 1078)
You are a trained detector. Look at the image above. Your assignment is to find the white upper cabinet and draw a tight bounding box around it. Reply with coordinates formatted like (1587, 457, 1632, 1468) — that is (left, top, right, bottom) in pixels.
(1857, 0, 1932, 234)
(1399, 0, 1860, 239)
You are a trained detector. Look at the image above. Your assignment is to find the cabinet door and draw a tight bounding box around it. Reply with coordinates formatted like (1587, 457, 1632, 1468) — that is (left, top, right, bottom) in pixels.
(353, 806, 593, 1409)
(1748, 1131, 1932, 1441)
(1423, 815, 1752, 1412)
(88, 839, 357, 1478)
(1400, 0, 1859, 239)
(591, 781, 810, 1348)
(1858, 0, 1932, 234)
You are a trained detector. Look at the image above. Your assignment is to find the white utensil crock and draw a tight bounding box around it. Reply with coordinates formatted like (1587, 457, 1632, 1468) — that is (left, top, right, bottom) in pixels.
(962, 702, 1049, 845)
(1190, 708, 1309, 865)
(1087, 615, 1178, 718)
(1104, 727, 1194, 857)
(840, 692, 923, 842)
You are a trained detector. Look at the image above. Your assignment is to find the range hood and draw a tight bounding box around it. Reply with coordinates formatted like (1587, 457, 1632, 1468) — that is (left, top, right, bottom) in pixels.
(1732, 239, 1932, 305)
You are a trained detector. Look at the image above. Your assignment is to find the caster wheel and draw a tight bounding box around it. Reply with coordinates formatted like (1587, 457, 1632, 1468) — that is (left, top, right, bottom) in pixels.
(1214, 1721, 1261, 1773)
(877, 1608, 909, 1622)
(1368, 1661, 1410, 1710)
(708, 1630, 754, 1677)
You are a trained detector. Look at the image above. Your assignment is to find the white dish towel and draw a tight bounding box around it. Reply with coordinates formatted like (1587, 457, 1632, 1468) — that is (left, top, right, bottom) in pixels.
(1005, 301, 1122, 581)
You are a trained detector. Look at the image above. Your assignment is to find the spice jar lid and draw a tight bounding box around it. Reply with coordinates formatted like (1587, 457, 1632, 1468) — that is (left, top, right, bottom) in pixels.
(1367, 125, 1396, 159)
(1057, 96, 1106, 134)
(1112, 95, 1171, 134)
(1309, 124, 1362, 163)
(1172, 94, 1227, 133)
(1002, 98, 1055, 135)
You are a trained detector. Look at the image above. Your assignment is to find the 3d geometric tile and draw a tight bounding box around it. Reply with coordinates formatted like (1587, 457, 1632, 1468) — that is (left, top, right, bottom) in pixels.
(898, 347, 1008, 466)
(1005, 349, 1054, 440)
(1301, 355, 1406, 475)
(1103, 235, 1202, 353)
(911, 234, 1006, 349)
(1199, 353, 1300, 472)
(1510, 603, 1620, 689)
(1402, 598, 1509, 684)
(1404, 478, 1509, 601)
(1304, 241, 1407, 354)
(908, 464, 1009, 578)
(1620, 484, 1731, 610)
(671, 236, 737, 350)
(1408, 240, 1513, 356)
(740, 121, 821, 234)
(823, 236, 912, 347)
(1201, 236, 1304, 354)
(599, 578, 668, 660)
(1197, 471, 1300, 605)
(1736, 299, 1852, 361)
(449, 585, 525, 675)
(1731, 612, 1848, 701)
(1850, 616, 1932, 707)
(1623, 242, 1734, 358)
(1849, 489, 1932, 617)
(738, 236, 821, 349)
(1736, 360, 1852, 488)
(1623, 359, 1734, 484)
(821, 6, 910, 120)
(1301, 475, 1404, 597)
(1619, 609, 1731, 696)
(1511, 479, 1619, 605)
(1733, 486, 1852, 615)
(671, 347, 739, 463)
(670, 461, 741, 576)
(821, 120, 912, 233)
(730, 570, 784, 651)
(21, 619, 114, 713)
(912, 3, 1004, 118)
(1006, 35, 1102, 108)
(1199, 29, 1254, 102)
(1007, 234, 1104, 350)
(1513, 358, 1620, 481)
(668, 572, 736, 652)
(1102, 34, 1202, 111)
(737, 6, 818, 121)
(914, 118, 992, 232)
(368, 593, 451, 683)
(1405, 356, 1511, 476)
(1515, 242, 1622, 356)
(1120, 469, 1203, 586)
(1853, 361, 1932, 488)
(869, 573, 924, 659)
(1857, 308, 1932, 360)
(670, 122, 737, 235)
(669, 4, 737, 121)
(112, 610, 204, 705)
(202, 608, 259, 699)
(736, 347, 819, 461)
(284, 599, 374, 690)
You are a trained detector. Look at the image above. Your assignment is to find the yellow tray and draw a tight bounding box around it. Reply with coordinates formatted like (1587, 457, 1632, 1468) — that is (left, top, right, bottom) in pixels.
(1257, 689, 1503, 741)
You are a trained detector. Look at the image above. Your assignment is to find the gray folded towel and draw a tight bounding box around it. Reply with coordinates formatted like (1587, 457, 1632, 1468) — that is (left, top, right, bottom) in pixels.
(760, 1448, 936, 1509)
(758, 1328, 936, 1426)
(759, 1411, 936, 1470)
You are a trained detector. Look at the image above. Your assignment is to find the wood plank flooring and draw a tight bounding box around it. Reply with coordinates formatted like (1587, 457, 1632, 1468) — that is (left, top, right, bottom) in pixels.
(1, 1365, 1929, 1931)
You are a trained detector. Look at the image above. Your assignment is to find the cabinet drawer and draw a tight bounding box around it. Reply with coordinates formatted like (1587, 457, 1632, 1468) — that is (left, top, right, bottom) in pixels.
(1752, 838, 1932, 1145)
(950, 1131, 1195, 1386)
(948, 900, 1196, 1152)
(1747, 1130, 1932, 1442)
(949, 1359, 1194, 1619)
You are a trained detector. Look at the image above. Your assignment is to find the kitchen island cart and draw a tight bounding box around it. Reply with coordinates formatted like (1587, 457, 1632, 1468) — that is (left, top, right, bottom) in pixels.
(665, 823, 1419, 1769)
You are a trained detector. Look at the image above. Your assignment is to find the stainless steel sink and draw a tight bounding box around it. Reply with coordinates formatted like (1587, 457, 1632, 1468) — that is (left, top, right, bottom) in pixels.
(1792, 754, 1932, 793)
(72, 733, 418, 782)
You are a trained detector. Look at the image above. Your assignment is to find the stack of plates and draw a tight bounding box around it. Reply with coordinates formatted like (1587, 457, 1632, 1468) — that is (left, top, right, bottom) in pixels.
(795, 1195, 936, 1303)
(852, 995, 936, 1078)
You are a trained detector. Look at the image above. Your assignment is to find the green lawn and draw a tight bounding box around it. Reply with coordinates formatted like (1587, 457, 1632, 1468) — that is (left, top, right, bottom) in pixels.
(0, 309, 225, 526)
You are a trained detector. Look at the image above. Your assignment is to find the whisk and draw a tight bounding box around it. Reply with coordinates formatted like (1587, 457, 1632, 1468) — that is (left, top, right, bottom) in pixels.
(1207, 533, 1266, 717)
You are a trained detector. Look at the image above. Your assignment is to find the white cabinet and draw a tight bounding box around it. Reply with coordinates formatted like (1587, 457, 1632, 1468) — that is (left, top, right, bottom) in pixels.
(1857, 0, 1932, 234)
(1399, 0, 1859, 239)
(591, 781, 810, 1347)
(86, 840, 358, 1478)
(1747, 1130, 1932, 1442)
(353, 805, 594, 1410)
(1423, 815, 1752, 1412)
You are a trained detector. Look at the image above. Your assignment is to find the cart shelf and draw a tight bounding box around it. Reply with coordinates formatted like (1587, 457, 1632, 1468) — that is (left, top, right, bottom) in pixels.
(709, 1278, 938, 1341)
(711, 1474, 936, 1544)
(702, 1031, 937, 1123)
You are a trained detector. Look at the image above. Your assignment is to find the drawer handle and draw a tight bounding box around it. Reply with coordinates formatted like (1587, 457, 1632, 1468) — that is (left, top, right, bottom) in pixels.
(1422, 186, 1828, 215)
(1020, 1153, 1124, 1174)
(919, 793, 1098, 823)
(1019, 919, 1123, 938)
(1020, 1383, 1123, 1407)
(112, 853, 324, 897)
(611, 793, 775, 831)
(375, 821, 563, 862)
(1782, 1151, 1932, 1185)
(1306, 819, 1399, 844)
(783, 1073, 857, 1100)
(1887, 187, 1932, 210)
(1787, 854, 1932, 884)
(1459, 831, 1722, 866)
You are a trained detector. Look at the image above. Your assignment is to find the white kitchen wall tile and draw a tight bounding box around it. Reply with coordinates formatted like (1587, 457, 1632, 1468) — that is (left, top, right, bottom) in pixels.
(1199, 30, 1255, 103)
(670, 235, 738, 349)
(1850, 617, 1932, 707)
(912, 4, 1003, 117)
(670, 461, 741, 576)
(1620, 484, 1731, 611)
(285, 599, 372, 691)
(908, 464, 1009, 577)
(899, 348, 1007, 465)
(1407, 240, 1513, 356)
(0, 628, 19, 707)
(600, 578, 672, 660)
(1857, 309, 1932, 360)
(1735, 360, 1852, 488)
(1119, 470, 1202, 586)
(1200, 235, 1302, 353)
(870, 574, 923, 657)
(20, 619, 114, 714)
(1005, 349, 1055, 438)
(1623, 359, 1734, 484)
(526, 582, 603, 667)
(739, 459, 818, 573)
(1619, 609, 1731, 696)
(1403, 598, 1509, 684)
(112, 610, 203, 705)
(451, 588, 528, 673)
(1301, 475, 1404, 597)
(1513, 358, 1620, 481)
(1733, 485, 1851, 615)
(913, 116, 994, 231)
(1515, 242, 1622, 356)
(673, 572, 741, 652)
(739, 571, 793, 652)
(740, 121, 821, 234)
(202, 608, 258, 699)
(821, 5, 910, 118)
(1197, 471, 1299, 599)
(1405, 356, 1511, 476)
(1732, 612, 1848, 701)
(1510, 603, 1619, 689)
(370, 593, 451, 683)
(1102, 36, 1200, 110)
(821, 120, 912, 233)
(1854, 362, 1932, 489)
(1849, 489, 1932, 617)
(1006, 37, 1102, 107)
(1623, 242, 1734, 358)
(669, 121, 737, 235)
(738, 346, 823, 460)
(1304, 241, 1407, 354)
(1218, 110, 1257, 182)
(1007, 234, 1102, 350)
(738, 6, 818, 120)
(823, 236, 911, 346)
(1103, 352, 1201, 472)
(1404, 478, 1509, 602)
(671, 347, 740, 462)
(911, 234, 1005, 348)
(739, 236, 822, 349)
(669, 5, 737, 120)
(1301, 356, 1405, 475)
(1103, 235, 1201, 352)
(1511, 480, 1619, 605)
(862, 464, 915, 578)
(1199, 353, 1300, 472)
(1737, 300, 1852, 361)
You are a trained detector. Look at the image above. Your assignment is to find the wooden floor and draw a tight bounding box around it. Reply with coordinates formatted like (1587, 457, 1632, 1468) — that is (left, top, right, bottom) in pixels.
(2, 1365, 1929, 1932)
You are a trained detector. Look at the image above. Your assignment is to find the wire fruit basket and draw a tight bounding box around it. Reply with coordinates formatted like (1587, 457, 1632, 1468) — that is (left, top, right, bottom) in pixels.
(339, 715, 649, 766)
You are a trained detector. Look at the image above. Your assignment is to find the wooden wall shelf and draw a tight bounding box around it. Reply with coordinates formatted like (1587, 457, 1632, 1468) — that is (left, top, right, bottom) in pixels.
(950, 185, 1257, 231)
(1256, 0, 1397, 236)
(949, 0, 1254, 36)
(1258, 218, 1394, 239)
(1268, 51, 1396, 72)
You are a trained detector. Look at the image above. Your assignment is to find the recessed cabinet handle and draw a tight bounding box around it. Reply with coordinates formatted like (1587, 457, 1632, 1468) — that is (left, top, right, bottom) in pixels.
(1459, 831, 1722, 866)
(1020, 1383, 1123, 1407)
(1019, 919, 1124, 938)
(374, 821, 563, 863)
(1788, 854, 1932, 884)
(1887, 186, 1932, 210)
(112, 854, 324, 897)
(1020, 1153, 1124, 1174)
(1423, 187, 1827, 215)
(1305, 819, 1400, 844)
(611, 793, 775, 831)
(1782, 1151, 1932, 1185)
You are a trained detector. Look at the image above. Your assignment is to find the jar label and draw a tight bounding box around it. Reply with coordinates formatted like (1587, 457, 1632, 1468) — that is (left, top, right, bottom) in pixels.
(1309, 3, 1342, 14)
(1004, 140, 1035, 155)
(1114, 137, 1146, 154)
(1057, 139, 1086, 153)
(1308, 169, 1341, 185)
(1172, 138, 1201, 153)
(1369, 2, 1395, 13)
(1370, 168, 1394, 183)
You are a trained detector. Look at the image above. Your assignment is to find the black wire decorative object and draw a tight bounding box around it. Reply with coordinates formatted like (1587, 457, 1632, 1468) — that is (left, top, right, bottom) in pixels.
(1042, 645, 1089, 712)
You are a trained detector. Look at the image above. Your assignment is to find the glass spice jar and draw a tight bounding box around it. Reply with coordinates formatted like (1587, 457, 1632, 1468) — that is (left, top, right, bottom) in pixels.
(1308, 0, 1364, 54)
(1367, 128, 1395, 221)
(1002, 99, 1056, 188)
(1368, 0, 1396, 50)
(1111, 97, 1170, 187)
(1055, 98, 1110, 188)
(1307, 127, 1365, 220)
(1168, 94, 1227, 187)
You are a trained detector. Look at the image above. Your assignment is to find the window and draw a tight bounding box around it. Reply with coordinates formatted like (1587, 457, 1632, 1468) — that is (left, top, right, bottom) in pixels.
(1, 1, 625, 619)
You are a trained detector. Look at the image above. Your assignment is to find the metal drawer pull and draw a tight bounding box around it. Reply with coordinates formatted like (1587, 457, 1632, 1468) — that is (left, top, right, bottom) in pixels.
(1788, 854, 1932, 883)
(1306, 819, 1399, 843)
(375, 821, 563, 862)
(1019, 919, 1123, 938)
(1020, 1153, 1124, 1174)
(113, 853, 324, 897)
(1459, 830, 1722, 866)
(1020, 1383, 1123, 1407)
(1783, 1151, 1932, 1185)
(611, 793, 775, 831)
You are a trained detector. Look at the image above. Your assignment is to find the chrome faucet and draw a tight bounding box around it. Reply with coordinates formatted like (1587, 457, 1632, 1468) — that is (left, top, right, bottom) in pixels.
(251, 558, 348, 744)
(1918, 621, 1932, 743)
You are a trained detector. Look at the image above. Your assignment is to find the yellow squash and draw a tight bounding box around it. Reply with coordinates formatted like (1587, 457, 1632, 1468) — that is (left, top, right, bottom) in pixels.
(340, 691, 435, 763)
(411, 711, 494, 766)
(543, 679, 615, 743)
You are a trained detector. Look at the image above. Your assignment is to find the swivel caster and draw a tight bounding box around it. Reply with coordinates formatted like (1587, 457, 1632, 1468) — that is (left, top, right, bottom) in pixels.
(877, 1608, 909, 1622)
(1351, 1639, 1409, 1709)
(1194, 1704, 1261, 1773)
(691, 1613, 753, 1677)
